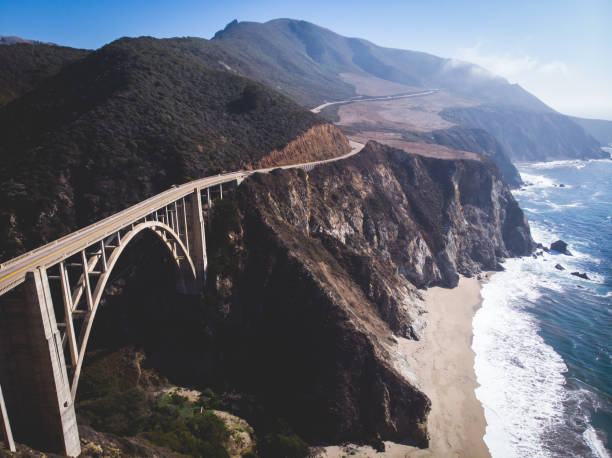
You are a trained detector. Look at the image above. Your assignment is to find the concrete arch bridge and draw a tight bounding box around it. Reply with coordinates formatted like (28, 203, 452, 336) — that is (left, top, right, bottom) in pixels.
(0, 141, 363, 455)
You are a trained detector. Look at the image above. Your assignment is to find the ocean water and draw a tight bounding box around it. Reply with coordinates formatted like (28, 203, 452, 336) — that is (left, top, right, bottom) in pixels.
(473, 150, 612, 458)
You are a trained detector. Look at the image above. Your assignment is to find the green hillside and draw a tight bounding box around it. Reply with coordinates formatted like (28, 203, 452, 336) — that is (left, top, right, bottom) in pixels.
(0, 43, 89, 106)
(0, 36, 334, 259)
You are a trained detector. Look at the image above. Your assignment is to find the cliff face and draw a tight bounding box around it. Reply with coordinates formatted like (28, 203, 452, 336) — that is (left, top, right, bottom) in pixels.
(203, 141, 533, 447)
(441, 106, 606, 161)
(400, 126, 522, 188)
(255, 123, 350, 168)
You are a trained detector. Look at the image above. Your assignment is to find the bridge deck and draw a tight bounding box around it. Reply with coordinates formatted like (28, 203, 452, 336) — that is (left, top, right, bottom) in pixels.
(0, 141, 363, 296)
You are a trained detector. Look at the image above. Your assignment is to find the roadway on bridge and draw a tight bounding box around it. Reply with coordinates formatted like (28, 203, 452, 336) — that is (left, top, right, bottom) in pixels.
(0, 141, 365, 295)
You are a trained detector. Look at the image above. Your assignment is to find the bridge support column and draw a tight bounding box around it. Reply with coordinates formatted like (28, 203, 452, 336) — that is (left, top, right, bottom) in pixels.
(177, 188, 207, 294)
(0, 384, 15, 452)
(0, 269, 80, 456)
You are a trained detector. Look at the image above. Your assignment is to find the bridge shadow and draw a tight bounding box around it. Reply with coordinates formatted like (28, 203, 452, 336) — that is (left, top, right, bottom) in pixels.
(77, 230, 213, 395)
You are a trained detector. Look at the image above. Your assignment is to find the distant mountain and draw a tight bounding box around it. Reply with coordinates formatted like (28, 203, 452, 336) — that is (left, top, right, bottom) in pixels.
(0, 36, 348, 259)
(211, 19, 548, 111)
(0, 35, 56, 46)
(570, 116, 612, 146)
(210, 19, 604, 162)
(441, 106, 603, 161)
(0, 43, 88, 106)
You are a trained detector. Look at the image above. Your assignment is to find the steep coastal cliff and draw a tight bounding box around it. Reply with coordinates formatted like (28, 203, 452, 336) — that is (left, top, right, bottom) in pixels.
(0, 139, 533, 455)
(399, 126, 523, 188)
(199, 141, 533, 448)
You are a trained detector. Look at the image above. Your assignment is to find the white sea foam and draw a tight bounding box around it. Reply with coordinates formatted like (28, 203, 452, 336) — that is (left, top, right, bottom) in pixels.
(529, 221, 602, 265)
(527, 159, 588, 170)
(519, 172, 557, 189)
(583, 426, 611, 458)
(542, 200, 584, 211)
(474, 244, 609, 457)
(474, 256, 571, 457)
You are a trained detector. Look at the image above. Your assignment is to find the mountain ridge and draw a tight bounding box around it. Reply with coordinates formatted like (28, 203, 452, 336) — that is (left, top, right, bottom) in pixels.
(209, 19, 605, 162)
(0, 36, 349, 260)
(211, 18, 551, 111)
(0, 35, 57, 46)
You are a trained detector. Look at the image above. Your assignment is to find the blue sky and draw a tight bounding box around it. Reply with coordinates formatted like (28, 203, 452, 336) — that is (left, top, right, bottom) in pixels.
(1, 0, 610, 119)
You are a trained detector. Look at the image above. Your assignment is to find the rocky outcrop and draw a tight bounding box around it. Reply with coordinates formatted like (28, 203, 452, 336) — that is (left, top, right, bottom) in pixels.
(551, 239, 572, 255)
(202, 141, 533, 449)
(255, 123, 350, 168)
(400, 126, 522, 188)
(571, 272, 590, 280)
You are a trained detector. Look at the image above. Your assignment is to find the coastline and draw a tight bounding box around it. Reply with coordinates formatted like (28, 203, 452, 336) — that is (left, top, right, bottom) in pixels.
(318, 274, 491, 457)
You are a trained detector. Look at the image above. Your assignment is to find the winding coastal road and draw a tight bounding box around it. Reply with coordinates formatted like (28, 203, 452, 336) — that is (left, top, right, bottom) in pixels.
(0, 141, 364, 295)
(310, 89, 440, 113)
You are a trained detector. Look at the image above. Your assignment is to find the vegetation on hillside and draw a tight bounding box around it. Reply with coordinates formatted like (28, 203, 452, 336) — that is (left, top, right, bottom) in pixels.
(0, 37, 347, 261)
(77, 350, 233, 457)
(0, 43, 88, 106)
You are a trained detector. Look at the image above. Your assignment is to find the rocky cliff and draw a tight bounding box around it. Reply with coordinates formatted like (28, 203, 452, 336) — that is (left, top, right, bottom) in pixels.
(255, 123, 350, 168)
(199, 141, 533, 448)
(399, 125, 523, 188)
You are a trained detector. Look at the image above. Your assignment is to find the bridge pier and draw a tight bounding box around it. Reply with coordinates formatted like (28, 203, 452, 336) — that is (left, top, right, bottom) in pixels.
(1, 384, 15, 452)
(0, 269, 80, 456)
(176, 188, 208, 294)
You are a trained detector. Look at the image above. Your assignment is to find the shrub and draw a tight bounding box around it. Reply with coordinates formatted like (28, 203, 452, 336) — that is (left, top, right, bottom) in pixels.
(259, 433, 310, 458)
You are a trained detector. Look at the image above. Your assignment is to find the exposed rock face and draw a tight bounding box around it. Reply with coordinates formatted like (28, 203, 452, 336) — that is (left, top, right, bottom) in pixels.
(551, 239, 572, 255)
(256, 123, 351, 168)
(571, 272, 590, 280)
(400, 126, 522, 188)
(204, 141, 533, 448)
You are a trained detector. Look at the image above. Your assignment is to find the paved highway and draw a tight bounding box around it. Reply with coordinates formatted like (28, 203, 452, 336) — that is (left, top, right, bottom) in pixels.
(310, 89, 440, 113)
(0, 141, 364, 296)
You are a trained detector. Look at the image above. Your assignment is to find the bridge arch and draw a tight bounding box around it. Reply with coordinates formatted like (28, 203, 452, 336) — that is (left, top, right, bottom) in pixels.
(69, 220, 196, 398)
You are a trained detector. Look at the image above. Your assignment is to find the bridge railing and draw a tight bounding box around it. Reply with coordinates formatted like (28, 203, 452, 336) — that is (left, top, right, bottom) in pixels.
(0, 141, 363, 294)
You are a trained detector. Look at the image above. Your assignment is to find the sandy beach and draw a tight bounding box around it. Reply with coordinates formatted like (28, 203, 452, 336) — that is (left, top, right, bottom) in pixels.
(318, 275, 490, 458)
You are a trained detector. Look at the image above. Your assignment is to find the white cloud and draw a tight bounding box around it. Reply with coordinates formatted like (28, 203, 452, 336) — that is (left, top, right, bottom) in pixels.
(538, 61, 569, 75)
(454, 42, 568, 82)
(449, 42, 611, 119)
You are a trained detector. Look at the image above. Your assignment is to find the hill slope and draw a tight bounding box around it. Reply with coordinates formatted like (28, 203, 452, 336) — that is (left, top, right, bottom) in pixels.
(570, 116, 612, 146)
(210, 19, 603, 162)
(0, 35, 56, 46)
(441, 106, 604, 161)
(0, 43, 89, 106)
(211, 19, 548, 111)
(0, 36, 349, 260)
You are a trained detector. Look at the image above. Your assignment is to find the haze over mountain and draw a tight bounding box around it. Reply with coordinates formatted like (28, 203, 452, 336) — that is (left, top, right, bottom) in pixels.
(208, 19, 606, 162)
(212, 19, 550, 111)
(570, 116, 612, 146)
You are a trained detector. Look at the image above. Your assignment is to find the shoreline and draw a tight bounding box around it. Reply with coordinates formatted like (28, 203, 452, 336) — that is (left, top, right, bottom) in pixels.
(318, 274, 491, 457)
